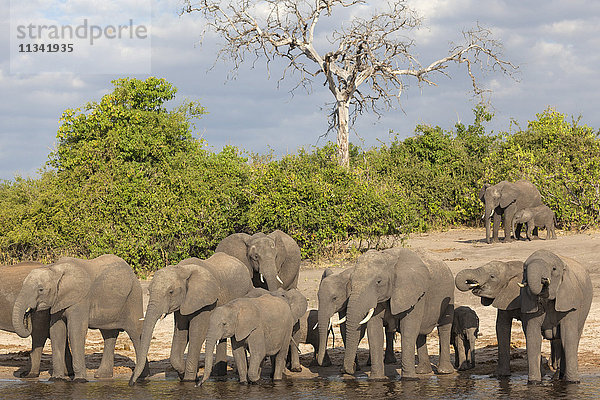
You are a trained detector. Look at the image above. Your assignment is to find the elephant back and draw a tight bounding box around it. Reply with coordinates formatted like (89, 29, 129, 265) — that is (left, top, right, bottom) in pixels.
(204, 252, 253, 305)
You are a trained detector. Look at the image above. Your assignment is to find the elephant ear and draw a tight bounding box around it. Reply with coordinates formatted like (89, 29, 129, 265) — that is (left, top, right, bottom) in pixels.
(492, 263, 523, 310)
(180, 266, 220, 315)
(215, 233, 252, 271)
(556, 263, 583, 312)
(500, 185, 518, 209)
(271, 231, 288, 270)
(520, 287, 539, 314)
(50, 262, 92, 314)
(235, 301, 260, 341)
(390, 256, 430, 315)
(321, 268, 334, 281)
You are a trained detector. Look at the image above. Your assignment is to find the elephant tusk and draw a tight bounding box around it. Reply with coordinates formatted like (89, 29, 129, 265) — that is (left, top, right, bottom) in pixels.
(517, 282, 527, 288)
(328, 317, 332, 332)
(139, 318, 145, 321)
(333, 316, 346, 326)
(359, 308, 375, 325)
(489, 210, 494, 219)
(467, 283, 479, 288)
(260, 274, 265, 283)
(25, 308, 31, 314)
(313, 322, 318, 330)
(276, 275, 284, 285)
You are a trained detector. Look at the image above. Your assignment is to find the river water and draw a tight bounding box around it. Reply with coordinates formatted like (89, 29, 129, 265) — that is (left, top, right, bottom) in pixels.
(0, 374, 599, 400)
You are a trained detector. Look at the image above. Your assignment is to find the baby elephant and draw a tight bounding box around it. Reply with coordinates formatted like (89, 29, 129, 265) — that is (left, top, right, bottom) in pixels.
(451, 306, 479, 370)
(288, 309, 326, 371)
(512, 205, 556, 240)
(200, 290, 306, 385)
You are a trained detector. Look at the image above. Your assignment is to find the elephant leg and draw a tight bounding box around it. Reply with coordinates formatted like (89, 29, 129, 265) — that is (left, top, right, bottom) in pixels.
(273, 333, 291, 381)
(289, 340, 302, 372)
(366, 312, 385, 379)
(455, 338, 467, 370)
(399, 313, 420, 380)
(49, 315, 68, 380)
(495, 311, 512, 376)
(492, 213, 501, 242)
(22, 311, 50, 378)
(67, 311, 89, 382)
(436, 318, 454, 374)
(170, 312, 189, 378)
(503, 209, 515, 242)
(560, 317, 581, 383)
(214, 339, 228, 376)
(247, 334, 265, 383)
(231, 340, 248, 384)
(415, 334, 432, 374)
(524, 316, 543, 384)
(384, 330, 397, 364)
(183, 311, 210, 382)
(95, 329, 118, 378)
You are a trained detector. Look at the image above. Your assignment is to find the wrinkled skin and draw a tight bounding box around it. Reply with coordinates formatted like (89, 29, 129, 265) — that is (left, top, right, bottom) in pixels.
(316, 267, 397, 369)
(343, 248, 454, 380)
(512, 205, 556, 240)
(451, 306, 479, 370)
(200, 292, 303, 385)
(129, 253, 252, 385)
(12, 255, 147, 382)
(480, 180, 542, 243)
(216, 230, 301, 291)
(520, 250, 592, 384)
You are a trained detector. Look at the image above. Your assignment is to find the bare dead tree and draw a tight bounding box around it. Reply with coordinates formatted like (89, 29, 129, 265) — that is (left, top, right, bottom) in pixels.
(183, 0, 517, 167)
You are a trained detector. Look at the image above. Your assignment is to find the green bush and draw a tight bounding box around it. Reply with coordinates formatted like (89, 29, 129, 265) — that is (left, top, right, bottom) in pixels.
(1, 78, 598, 273)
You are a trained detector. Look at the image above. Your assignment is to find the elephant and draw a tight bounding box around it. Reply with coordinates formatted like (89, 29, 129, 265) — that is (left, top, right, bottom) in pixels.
(480, 180, 542, 243)
(12, 255, 147, 382)
(129, 253, 252, 385)
(451, 306, 479, 370)
(316, 267, 397, 369)
(342, 248, 455, 380)
(199, 289, 307, 385)
(215, 230, 301, 291)
(520, 249, 592, 383)
(511, 205, 556, 240)
(0, 261, 51, 378)
(455, 260, 562, 376)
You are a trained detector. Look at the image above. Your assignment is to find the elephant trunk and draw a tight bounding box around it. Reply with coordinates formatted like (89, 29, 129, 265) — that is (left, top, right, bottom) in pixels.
(525, 264, 544, 296)
(129, 303, 162, 385)
(200, 330, 221, 385)
(259, 260, 284, 291)
(316, 308, 333, 366)
(455, 268, 483, 292)
(12, 289, 35, 338)
(342, 294, 375, 374)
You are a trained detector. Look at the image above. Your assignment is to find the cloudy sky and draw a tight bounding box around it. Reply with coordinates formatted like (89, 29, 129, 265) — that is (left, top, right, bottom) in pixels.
(1, 0, 599, 180)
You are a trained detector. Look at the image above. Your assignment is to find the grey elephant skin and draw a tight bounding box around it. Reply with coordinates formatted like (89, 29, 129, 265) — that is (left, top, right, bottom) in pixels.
(12, 255, 146, 382)
(520, 250, 592, 383)
(216, 230, 301, 291)
(0, 262, 50, 377)
(480, 180, 542, 243)
(129, 253, 252, 385)
(316, 267, 397, 369)
(200, 289, 307, 385)
(451, 306, 479, 370)
(512, 205, 556, 240)
(342, 248, 455, 379)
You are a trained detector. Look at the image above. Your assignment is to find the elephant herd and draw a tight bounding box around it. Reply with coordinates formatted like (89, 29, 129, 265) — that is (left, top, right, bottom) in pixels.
(0, 183, 593, 386)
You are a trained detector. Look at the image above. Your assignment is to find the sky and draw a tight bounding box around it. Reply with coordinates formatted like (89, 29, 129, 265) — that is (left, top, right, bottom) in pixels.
(1, 0, 599, 180)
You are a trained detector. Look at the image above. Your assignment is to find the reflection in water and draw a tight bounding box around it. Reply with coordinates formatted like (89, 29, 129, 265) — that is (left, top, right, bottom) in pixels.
(0, 374, 598, 399)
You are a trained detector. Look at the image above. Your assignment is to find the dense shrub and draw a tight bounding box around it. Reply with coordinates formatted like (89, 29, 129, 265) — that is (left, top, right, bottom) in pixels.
(1, 78, 598, 273)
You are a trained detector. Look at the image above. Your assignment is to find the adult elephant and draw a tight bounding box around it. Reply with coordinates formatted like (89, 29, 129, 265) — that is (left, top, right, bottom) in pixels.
(215, 230, 301, 291)
(480, 180, 542, 243)
(520, 250, 592, 384)
(12, 255, 146, 382)
(455, 260, 530, 376)
(129, 253, 252, 385)
(342, 248, 454, 380)
(0, 262, 51, 378)
(316, 267, 397, 368)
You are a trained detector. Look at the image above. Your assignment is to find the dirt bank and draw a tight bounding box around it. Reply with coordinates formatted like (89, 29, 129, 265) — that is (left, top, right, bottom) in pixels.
(0, 228, 598, 381)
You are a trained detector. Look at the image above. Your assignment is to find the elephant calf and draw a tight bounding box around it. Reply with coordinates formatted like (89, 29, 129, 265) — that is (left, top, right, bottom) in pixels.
(199, 290, 306, 385)
(512, 205, 556, 240)
(451, 306, 479, 370)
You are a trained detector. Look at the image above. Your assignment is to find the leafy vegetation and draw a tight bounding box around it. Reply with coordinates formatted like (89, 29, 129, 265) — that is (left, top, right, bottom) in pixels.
(1, 78, 598, 273)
